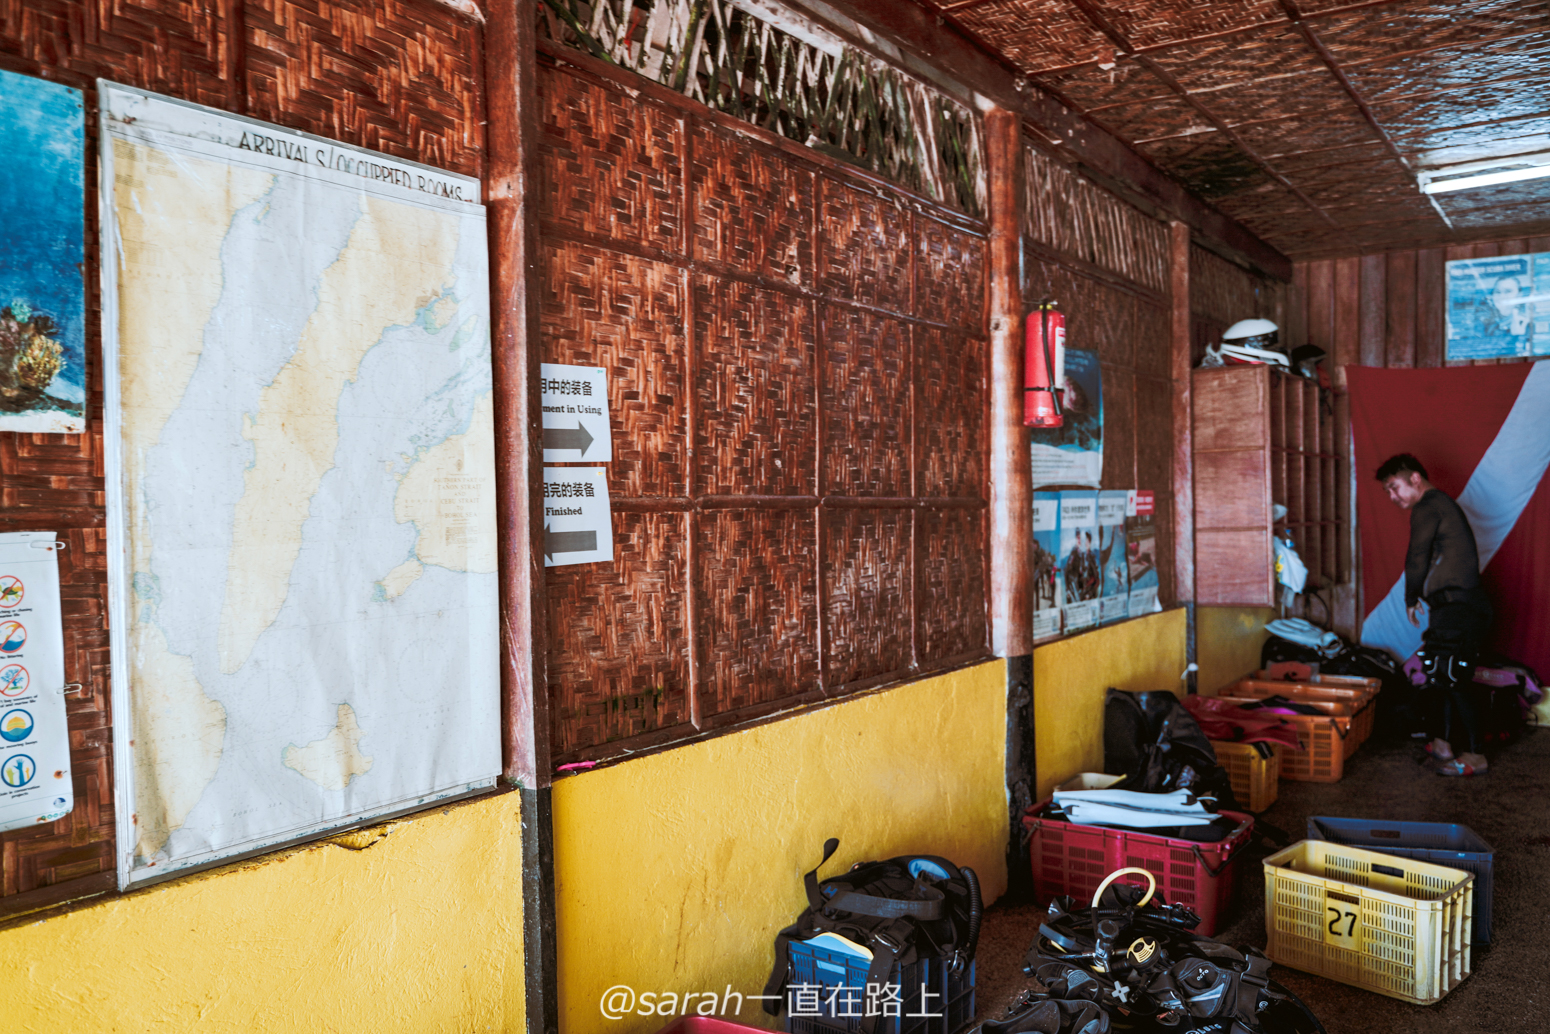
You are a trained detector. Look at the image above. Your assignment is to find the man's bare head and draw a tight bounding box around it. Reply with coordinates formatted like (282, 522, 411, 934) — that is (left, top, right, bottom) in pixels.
(1376, 453, 1430, 509)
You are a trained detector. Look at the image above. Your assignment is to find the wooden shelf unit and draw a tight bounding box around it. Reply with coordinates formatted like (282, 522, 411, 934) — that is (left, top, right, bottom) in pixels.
(1193, 364, 1345, 606)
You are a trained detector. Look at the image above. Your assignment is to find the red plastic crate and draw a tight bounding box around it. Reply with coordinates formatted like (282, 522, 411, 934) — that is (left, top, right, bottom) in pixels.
(1021, 804, 1253, 936)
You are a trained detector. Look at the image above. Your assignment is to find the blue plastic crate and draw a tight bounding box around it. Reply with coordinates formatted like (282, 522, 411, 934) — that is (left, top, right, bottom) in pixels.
(783, 935, 975, 1034)
(1308, 816, 1494, 944)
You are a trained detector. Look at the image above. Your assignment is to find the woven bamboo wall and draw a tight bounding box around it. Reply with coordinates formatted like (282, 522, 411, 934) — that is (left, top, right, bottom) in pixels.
(0, 0, 484, 916)
(1021, 141, 1176, 606)
(538, 44, 991, 764)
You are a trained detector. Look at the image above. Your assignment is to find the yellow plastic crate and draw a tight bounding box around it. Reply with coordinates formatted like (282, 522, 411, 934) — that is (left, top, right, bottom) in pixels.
(1211, 740, 1281, 812)
(1264, 840, 1473, 1005)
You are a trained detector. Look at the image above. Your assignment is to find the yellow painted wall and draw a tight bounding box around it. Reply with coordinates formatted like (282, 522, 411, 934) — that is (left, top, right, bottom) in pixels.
(0, 793, 526, 1033)
(1032, 610, 1187, 798)
(1196, 606, 1276, 695)
(551, 661, 1009, 1034)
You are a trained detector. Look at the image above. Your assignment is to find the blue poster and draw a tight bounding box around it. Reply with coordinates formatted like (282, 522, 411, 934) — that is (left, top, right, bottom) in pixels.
(1029, 348, 1102, 488)
(0, 71, 85, 433)
(1445, 252, 1550, 362)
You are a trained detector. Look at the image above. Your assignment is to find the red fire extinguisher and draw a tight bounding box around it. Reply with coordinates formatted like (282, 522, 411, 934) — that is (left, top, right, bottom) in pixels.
(1024, 302, 1065, 428)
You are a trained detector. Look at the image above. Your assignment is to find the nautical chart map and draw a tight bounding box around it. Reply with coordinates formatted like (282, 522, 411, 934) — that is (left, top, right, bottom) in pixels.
(100, 83, 499, 884)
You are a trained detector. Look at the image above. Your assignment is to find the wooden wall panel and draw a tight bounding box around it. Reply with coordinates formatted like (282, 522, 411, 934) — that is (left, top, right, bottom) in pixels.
(821, 305, 910, 498)
(0, 0, 231, 106)
(539, 241, 688, 498)
(246, 0, 484, 176)
(693, 278, 815, 497)
(539, 53, 991, 762)
(537, 63, 683, 252)
(2, 0, 489, 914)
(915, 215, 987, 332)
(1195, 529, 1272, 605)
(1133, 301, 1171, 380)
(917, 506, 987, 664)
(1384, 250, 1416, 368)
(1100, 365, 1135, 490)
(1025, 258, 1141, 368)
(1195, 451, 1270, 528)
(690, 123, 813, 285)
(1134, 376, 1173, 496)
(916, 327, 986, 498)
(1358, 253, 1386, 367)
(1415, 249, 1446, 368)
(818, 179, 913, 314)
(546, 511, 690, 756)
(696, 510, 820, 717)
(822, 508, 912, 687)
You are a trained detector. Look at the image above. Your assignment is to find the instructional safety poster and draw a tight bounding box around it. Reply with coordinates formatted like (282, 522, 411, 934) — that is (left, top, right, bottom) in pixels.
(100, 82, 499, 885)
(0, 532, 72, 834)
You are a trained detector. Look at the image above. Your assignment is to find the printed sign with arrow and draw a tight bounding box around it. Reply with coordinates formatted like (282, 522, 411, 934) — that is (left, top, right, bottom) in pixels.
(540, 363, 611, 463)
(544, 527, 597, 559)
(541, 467, 613, 567)
(544, 422, 595, 457)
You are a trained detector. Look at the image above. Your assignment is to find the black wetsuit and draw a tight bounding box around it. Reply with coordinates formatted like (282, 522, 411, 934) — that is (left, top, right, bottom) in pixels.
(1406, 489, 1492, 751)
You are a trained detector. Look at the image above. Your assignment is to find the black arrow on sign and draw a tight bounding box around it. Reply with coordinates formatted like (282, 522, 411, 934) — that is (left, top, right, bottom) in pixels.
(545, 422, 595, 456)
(544, 525, 597, 560)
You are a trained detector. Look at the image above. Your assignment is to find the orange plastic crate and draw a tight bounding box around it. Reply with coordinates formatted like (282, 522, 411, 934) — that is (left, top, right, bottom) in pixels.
(1216, 696, 1357, 782)
(1211, 740, 1282, 812)
(1227, 679, 1379, 749)
(1237, 676, 1379, 707)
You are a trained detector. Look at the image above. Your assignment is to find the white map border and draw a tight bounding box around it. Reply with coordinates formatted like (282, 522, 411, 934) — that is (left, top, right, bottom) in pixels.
(98, 81, 497, 889)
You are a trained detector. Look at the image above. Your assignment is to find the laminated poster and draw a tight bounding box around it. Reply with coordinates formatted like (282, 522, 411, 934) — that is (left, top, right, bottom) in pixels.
(1126, 490, 1159, 618)
(0, 532, 72, 834)
(1097, 490, 1130, 625)
(0, 71, 87, 433)
(100, 82, 499, 886)
(1030, 348, 1102, 489)
(1032, 492, 1063, 641)
(1059, 491, 1100, 633)
(1446, 252, 1550, 361)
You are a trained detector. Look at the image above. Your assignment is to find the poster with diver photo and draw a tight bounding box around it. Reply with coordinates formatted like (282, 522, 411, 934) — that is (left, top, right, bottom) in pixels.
(1030, 348, 1102, 488)
(0, 71, 86, 432)
(1445, 252, 1550, 362)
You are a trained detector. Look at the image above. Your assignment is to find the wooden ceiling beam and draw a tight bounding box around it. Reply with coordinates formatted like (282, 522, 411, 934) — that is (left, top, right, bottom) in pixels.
(806, 0, 1295, 280)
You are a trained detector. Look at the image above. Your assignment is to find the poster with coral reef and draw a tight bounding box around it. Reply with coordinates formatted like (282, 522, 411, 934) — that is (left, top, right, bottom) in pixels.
(0, 71, 86, 433)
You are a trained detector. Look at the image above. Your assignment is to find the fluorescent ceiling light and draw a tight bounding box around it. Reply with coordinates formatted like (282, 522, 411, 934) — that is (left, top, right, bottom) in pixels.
(1422, 163, 1550, 194)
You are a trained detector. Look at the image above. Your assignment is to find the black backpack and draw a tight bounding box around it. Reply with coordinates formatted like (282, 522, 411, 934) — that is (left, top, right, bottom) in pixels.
(763, 838, 982, 1034)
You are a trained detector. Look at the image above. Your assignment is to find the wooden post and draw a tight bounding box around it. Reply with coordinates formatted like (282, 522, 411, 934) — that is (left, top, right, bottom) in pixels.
(486, 5, 559, 1033)
(1169, 220, 1195, 689)
(486, 0, 549, 789)
(986, 106, 1029, 659)
(985, 105, 1037, 897)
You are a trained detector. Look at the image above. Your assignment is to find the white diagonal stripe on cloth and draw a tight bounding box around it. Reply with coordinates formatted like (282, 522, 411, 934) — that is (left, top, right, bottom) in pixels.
(1361, 361, 1550, 661)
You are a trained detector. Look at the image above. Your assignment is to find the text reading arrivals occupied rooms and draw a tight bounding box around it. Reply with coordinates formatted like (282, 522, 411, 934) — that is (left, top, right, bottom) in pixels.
(231, 130, 472, 202)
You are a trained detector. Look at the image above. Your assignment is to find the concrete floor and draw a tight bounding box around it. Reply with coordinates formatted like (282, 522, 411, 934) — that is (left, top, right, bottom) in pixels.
(973, 725, 1550, 1033)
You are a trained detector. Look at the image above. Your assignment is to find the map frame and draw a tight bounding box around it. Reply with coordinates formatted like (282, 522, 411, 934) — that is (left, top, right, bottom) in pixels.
(98, 82, 501, 889)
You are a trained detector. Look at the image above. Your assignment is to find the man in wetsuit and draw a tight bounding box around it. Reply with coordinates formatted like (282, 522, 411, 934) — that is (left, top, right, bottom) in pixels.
(1377, 453, 1493, 775)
